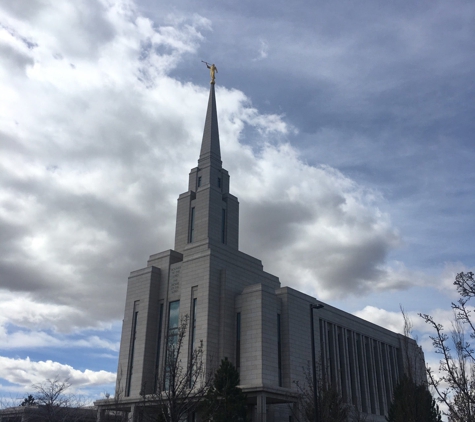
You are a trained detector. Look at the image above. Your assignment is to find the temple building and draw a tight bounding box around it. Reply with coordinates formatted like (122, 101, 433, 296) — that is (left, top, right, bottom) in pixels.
(95, 76, 425, 422)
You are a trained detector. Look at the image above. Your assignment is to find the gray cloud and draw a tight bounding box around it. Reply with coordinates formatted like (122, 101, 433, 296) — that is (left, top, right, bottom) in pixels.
(0, 42, 34, 73)
(231, 145, 401, 299)
(0, 0, 473, 388)
(1, 0, 466, 335)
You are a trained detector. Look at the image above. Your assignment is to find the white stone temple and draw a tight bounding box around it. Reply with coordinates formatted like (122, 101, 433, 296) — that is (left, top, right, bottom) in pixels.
(95, 77, 425, 422)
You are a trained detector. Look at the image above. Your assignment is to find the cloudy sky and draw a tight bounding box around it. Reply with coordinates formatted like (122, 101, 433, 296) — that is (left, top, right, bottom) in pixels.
(1, 0, 474, 403)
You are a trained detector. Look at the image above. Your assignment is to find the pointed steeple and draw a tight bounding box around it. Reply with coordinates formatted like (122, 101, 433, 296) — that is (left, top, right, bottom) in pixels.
(174, 75, 240, 253)
(199, 83, 221, 165)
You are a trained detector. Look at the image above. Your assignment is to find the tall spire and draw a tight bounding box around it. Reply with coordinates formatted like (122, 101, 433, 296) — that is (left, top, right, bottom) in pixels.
(199, 83, 221, 164)
(174, 70, 239, 253)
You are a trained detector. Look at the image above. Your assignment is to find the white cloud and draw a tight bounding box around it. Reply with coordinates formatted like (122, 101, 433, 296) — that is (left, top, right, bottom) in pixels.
(0, 0, 291, 336)
(436, 262, 475, 298)
(232, 142, 404, 299)
(0, 290, 81, 331)
(353, 306, 406, 334)
(0, 0, 473, 405)
(0, 291, 119, 350)
(353, 301, 473, 410)
(0, 330, 119, 352)
(0, 0, 214, 332)
(0, 356, 115, 390)
(353, 304, 469, 340)
(0, 0, 417, 339)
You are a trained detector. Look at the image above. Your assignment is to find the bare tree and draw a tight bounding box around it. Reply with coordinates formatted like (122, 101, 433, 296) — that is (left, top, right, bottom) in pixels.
(31, 377, 87, 422)
(138, 315, 212, 422)
(400, 305, 426, 383)
(0, 395, 22, 409)
(292, 362, 350, 422)
(419, 271, 475, 421)
(400, 305, 415, 377)
(385, 307, 442, 422)
(99, 370, 128, 422)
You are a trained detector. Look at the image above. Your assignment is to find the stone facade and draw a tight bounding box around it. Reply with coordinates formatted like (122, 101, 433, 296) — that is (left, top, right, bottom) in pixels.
(95, 83, 425, 422)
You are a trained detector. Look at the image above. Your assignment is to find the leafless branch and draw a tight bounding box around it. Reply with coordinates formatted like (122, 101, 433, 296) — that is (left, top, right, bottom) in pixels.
(419, 271, 475, 421)
(138, 315, 212, 422)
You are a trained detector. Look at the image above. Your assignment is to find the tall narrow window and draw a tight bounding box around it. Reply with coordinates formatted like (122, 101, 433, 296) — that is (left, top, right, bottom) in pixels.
(328, 323, 336, 384)
(365, 337, 376, 414)
(221, 209, 226, 244)
(167, 301, 180, 344)
(189, 298, 197, 387)
(154, 303, 164, 392)
(277, 314, 282, 386)
(218, 177, 221, 188)
(356, 334, 368, 413)
(373, 340, 385, 415)
(337, 327, 348, 402)
(126, 301, 139, 397)
(197, 176, 202, 187)
(319, 319, 327, 386)
(346, 331, 358, 406)
(190, 298, 197, 351)
(189, 207, 195, 243)
(165, 300, 180, 390)
(236, 312, 241, 370)
(381, 344, 392, 411)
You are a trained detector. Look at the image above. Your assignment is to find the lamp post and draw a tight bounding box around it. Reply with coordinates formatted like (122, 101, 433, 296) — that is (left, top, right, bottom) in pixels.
(310, 303, 324, 422)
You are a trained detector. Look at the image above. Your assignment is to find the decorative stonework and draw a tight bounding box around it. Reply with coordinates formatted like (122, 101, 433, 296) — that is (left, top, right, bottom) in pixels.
(169, 265, 181, 295)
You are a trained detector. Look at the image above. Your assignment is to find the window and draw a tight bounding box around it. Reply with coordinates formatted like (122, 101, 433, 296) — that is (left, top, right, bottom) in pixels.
(167, 301, 180, 344)
(190, 298, 197, 351)
(277, 314, 282, 386)
(126, 301, 139, 397)
(165, 301, 180, 389)
(198, 176, 201, 187)
(221, 209, 226, 244)
(218, 177, 221, 188)
(154, 303, 164, 392)
(236, 312, 241, 369)
(189, 207, 195, 243)
(356, 334, 368, 412)
(189, 298, 197, 387)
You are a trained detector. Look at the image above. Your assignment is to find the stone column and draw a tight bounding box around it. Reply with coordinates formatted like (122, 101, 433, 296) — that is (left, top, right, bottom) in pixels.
(128, 405, 137, 422)
(256, 393, 267, 422)
(292, 400, 299, 422)
(96, 408, 105, 422)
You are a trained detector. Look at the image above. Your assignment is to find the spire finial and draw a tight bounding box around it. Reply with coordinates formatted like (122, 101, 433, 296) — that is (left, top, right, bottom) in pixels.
(199, 72, 221, 163)
(202, 61, 218, 84)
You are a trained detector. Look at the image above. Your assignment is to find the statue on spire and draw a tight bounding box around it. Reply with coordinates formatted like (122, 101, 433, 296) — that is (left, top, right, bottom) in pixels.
(202, 61, 218, 84)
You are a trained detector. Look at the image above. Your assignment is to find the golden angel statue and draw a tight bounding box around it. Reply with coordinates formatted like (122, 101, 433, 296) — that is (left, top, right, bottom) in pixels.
(202, 61, 218, 84)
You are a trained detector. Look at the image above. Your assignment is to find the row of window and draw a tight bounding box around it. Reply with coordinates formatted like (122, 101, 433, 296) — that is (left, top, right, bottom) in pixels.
(190, 173, 225, 243)
(129, 306, 284, 395)
(236, 312, 402, 403)
(126, 298, 198, 396)
(197, 175, 222, 189)
(127, 306, 401, 406)
(319, 320, 400, 416)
